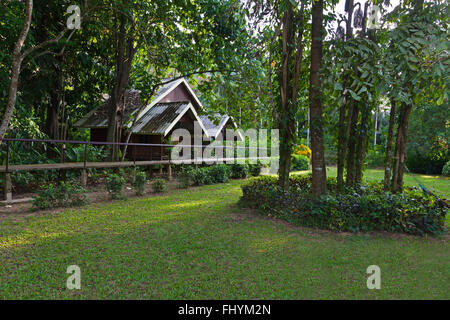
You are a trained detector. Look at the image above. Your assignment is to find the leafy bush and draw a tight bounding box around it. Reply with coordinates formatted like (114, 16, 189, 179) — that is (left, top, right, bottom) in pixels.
(293, 144, 311, 159)
(64, 144, 107, 162)
(240, 174, 447, 236)
(442, 161, 450, 176)
(178, 166, 195, 188)
(291, 154, 310, 171)
(152, 179, 167, 193)
(230, 163, 249, 179)
(193, 167, 215, 185)
(406, 138, 449, 175)
(366, 145, 385, 168)
(209, 164, 229, 183)
(106, 173, 126, 199)
(248, 162, 263, 177)
(32, 181, 88, 210)
(132, 170, 147, 195)
(406, 149, 448, 175)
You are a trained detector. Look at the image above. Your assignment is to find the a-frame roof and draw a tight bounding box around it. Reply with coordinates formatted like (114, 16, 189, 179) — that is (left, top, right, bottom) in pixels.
(131, 101, 209, 137)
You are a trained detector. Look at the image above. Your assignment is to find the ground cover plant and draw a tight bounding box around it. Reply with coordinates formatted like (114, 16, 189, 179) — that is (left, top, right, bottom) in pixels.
(31, 181, 88, 210)
(240, 173, 448, 235)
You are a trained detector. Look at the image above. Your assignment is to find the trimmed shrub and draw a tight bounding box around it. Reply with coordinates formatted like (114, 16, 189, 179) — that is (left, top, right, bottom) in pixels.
(178, 166, 195, 188)
(193, 167, 215, 185)
(152, 179, 167, 193)
(239, 174, 447, 236)
(106, 173, 126, 199)
(442, 161, 450, 176)
(132, 170, 147, 195)
(209, 164, 229, 183)
(248, 162, 263, 177)
(32, 181, 88, 210)
(291, 154, 310, 171)
(230, 163, 249, 179)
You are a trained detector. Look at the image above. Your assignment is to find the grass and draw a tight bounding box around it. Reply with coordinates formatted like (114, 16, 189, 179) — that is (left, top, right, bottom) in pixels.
(0, 170, 449, 299)
(292, 166, 450, 198)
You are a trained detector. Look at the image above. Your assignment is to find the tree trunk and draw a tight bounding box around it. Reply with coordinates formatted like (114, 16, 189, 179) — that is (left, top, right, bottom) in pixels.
(345, 103, 358, 186)
(355, 104, 369, 183)
(336, 93, 347, 187)
(309, 0, 326, 195)
(391, 103, 412, 192)
(336, 0, 355, 187)
(0, 0, 33, 143)
(106, 10, 136, 161)
(384, 100, 396, 190)
(277, 2, 304, 190)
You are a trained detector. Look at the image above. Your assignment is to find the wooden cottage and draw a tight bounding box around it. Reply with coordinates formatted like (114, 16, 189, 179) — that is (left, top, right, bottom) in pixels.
(74, 78, 240, 160)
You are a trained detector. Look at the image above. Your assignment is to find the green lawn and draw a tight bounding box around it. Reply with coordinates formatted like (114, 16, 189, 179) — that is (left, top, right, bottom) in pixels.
(293, 166, 450, 198)
(0, 174, 449, 299)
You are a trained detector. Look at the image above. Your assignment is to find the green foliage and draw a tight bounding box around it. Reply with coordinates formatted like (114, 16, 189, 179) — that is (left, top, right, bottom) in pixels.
(178, 163, 254, 188)
(177, 166, 195, 188)
(64, 145, 107, 163)
(406, 140, 449, 174)
(442, 161, 450, 177)
(248, 162, 262, 177)
(193, 167, 216, 185)
(366, 145, 385, 168)
(132, 170, 147, 196)
(208, 164, 230, 183)
(290, 154, 310, 171)
(229, 163, 249, 179)
(152, 179, 167, 193)
(240, 174, 447, 236)
(31, 181, 88, 210)
(106, 174, 126, 200)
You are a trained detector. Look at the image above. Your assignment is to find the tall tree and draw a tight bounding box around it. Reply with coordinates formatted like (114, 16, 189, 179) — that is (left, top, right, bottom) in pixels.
(309, 0, 327, 194)
(0, 0, 33, 144)
(277, 1, 306, 190)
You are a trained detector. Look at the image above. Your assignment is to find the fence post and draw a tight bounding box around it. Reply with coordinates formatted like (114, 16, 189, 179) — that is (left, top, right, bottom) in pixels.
(4, 140, 12, 202)
(81, 143, 87, 187)
(168, 147, 172, 181)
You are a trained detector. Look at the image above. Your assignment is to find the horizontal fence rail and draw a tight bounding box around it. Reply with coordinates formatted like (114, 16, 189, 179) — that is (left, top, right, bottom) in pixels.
(0, 138, 276, 202)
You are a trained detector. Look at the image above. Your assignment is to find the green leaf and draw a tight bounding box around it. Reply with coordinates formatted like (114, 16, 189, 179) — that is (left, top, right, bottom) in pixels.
(348, 89, 361, 101)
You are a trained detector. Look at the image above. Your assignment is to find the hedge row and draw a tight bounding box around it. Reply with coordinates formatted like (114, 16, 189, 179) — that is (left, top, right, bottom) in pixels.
(178, 163, 262, 188)
(239, 174, 448, 235)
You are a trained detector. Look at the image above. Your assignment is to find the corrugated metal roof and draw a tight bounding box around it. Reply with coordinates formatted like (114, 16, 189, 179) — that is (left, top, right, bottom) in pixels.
(74, 90, 142, 128)
(198, 113, 230, 138)
(131, 101, 190, 135)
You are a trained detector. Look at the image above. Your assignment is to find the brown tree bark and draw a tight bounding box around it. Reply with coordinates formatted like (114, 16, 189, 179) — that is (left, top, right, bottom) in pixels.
(345, 103, 359, 186)
(391, 102, 412, 192)
(45, 56, 64, 141)
(384, 100, 396, 190)
(337, 93, 348, 187)
(277, 2, 305, 190)
(355, 104, 370, 183)
(309, 0, 326, 195)
(336, 0, 355, 187)
(0, 0, 33, 143)
(106, 10, 136, 161)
